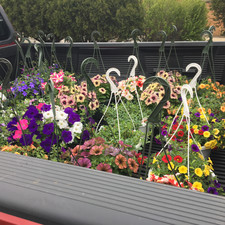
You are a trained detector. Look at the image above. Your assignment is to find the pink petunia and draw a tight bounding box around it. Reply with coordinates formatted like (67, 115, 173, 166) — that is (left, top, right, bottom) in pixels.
(13, 130, 22, 139)
(16, 119, 28, 130)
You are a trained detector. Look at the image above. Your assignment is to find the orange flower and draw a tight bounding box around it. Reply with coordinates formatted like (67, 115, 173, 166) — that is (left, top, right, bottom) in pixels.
(208, 78, 212, 83)
(216, 81, 220, 86)
(199, 84, 205, 89)
(128, 158, 139, 173)
(207, 108, 211, 115)
(115, 154, 127, 169)
(221, 105, 225, 112)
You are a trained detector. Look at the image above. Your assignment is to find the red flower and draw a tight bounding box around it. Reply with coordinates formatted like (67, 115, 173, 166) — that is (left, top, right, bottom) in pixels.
(190, 128, 194, 134)
(136, 80, 143, 88)
(177, 130, 184, 137)
(171, 135, 176, 141)
(138, 156, 147, 165)
(135, 152, 141, 158)
(161, 155, 172, 163)
(162, 125, 167, 129)
(172, 124, 178, 130)
(179, 125, 184, 129)
(174, 155, 183, 163)
(198, 130, 204, 135)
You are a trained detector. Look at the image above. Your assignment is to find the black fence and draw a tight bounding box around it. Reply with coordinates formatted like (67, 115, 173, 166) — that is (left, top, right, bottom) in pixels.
(21, 41, 225, 83)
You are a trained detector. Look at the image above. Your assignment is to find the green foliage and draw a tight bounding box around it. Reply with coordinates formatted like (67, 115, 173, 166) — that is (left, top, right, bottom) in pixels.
(211, 0, 225, 34)
(142, 0, 208, 41)
(1, 0, 144, 42)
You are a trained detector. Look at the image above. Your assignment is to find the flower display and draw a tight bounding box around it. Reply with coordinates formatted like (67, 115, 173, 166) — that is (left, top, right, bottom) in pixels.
(147, 148, 225, 195)
(66, 137, 142, 176)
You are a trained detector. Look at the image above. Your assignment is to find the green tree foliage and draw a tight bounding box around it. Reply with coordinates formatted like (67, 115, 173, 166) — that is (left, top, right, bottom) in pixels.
(142, 0, 208, 41)
(1, 0, 144, 42)
(211, 0, 225, 34)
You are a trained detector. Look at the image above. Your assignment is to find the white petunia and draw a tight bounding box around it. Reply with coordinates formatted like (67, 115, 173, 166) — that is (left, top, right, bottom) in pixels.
(56, 110, 68, 121)
(70, 122, 83, 134)
(57, 120, 69, 129)
(43, 110, 54, 120)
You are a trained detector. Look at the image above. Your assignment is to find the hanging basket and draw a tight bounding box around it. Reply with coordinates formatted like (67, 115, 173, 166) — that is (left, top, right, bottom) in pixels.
(200, 146, 212, 159)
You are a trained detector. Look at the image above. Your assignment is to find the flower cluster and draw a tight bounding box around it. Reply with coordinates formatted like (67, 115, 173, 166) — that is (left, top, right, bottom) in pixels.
(147, 149, 225, 195)
(6, 102, 93, 157)
(157, 108, 220, 153)
(118, 75, 145, 100)
(67, 138, 142, 176)
(140, 70, 185, 113)
(11, 72, 44, 99)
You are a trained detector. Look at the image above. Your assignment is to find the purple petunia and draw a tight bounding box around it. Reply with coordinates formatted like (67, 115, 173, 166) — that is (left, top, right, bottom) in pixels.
(34, 113, 43, 121)
(28, 120, 38, 133)
(64, 107, 74, 114)
(41, 104, 51, 112)
(201, 125, 209, 131)
(207, 187, 218, 195)
(161, 130, 167, 136)
(195, 112, 201, 117)
(7, 117, 18, 131)
(82, 130, 90, 141)
(191, 144, 199, 152)
(214, 180, 221, 188)
(25, 105, 39, 119)
(43, 123, 54, 135)
(88, 117, 95, 125)
(68, 112, 80, 124)
(61, 130, 73, 143)
(210, 113, 215, 117)
(19, 134, 33, 146)
(40, 137, 52, 152)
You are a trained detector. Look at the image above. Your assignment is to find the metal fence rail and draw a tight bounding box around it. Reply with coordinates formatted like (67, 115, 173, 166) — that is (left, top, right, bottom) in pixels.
(0, 151, 224, 225)
(21, 41, 225, 83)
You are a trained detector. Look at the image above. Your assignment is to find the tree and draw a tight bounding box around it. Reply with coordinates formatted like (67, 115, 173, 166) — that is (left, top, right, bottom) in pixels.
(142, 0, 208, 41)
(211, 0, 225, 34)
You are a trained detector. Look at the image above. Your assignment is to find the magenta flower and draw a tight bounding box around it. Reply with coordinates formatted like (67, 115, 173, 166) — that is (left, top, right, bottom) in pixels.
(77, 158, 91, 168)
(96, 163, 112, 173)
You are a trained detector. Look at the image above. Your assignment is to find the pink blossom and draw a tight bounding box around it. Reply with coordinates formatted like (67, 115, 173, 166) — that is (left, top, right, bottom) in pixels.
(13, 130, 22, 139)
(36, 103, 45, 111)
(16, 119, 28, 130)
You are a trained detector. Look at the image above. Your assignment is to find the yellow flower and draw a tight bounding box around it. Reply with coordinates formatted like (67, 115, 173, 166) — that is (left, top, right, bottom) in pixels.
(192, 181, 203, 190)
(192, 125, 198, 130)
(200, 114, 205, 120)
(98, 88, 106, 94)
(152, 157, 158, 164)
(212, 118, 217, 123)
(213, 128, 220, 136)
(76, 94, 85, 103)
(93, 80, 101, 87)
(198, 153, 204, 161)
(208, 157, 213, 165)
(203, 131, 210, 138)
(168, 162, 175, 171)
(210, 139, 217, 149)
(194, 129, 199, 134)
(194, 168, 203, 177)
(178, 166, 188, 174)
(204, 142, 211, 149)
(189, 139, 193, 144)
(203, 165, 210, 176)
(198, 188, 205, 192)
(15, 152, 20, 155)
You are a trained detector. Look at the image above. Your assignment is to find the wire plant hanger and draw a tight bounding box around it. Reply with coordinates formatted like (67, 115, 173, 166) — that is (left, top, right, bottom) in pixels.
(126, 29, 145, 78)
(88, 31, 106, 76)
(200, 26, 216, 82)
